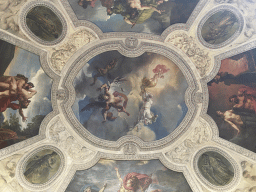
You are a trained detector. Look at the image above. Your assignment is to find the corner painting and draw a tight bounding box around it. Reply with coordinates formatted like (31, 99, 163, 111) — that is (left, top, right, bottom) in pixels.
(201, 10, 239, 45)
(208, 48, 256, 152)
(24, 149, 61, 184)
(65, 159, 192, 192)
(72, 51, 188, 141)
(68, 0, 199, 34)
(0, 40, 52, 149)
(197, 151, 234, 186)
(26, 6, 63, 42)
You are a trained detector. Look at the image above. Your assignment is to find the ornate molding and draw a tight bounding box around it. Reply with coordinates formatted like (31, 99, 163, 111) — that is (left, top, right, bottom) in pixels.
(3, 0, 256, 191)
(0, 154, 24, 192)
(48, 118, 95, 161)
(214, 0, 256, 44)
(197, 5, 244, 49)
(19, 1, 68, 46)
(193, 92, 204, 104)
(124, 37, 139, 49)
(193, 147, 241, 191)
(0, 0, 28, 39)
(166, 118, 211, 164)
(233, 161, 256, 191)
(56, 89, 67, 100)
(166, 32, 211, 77)
(7, 180, 24, 192)
(50, 29, 97, 73)
(122, 143, 138, 155)
(16, 145, 65, 191)
(61, 40, 199, 151)
(214, 0, 228, 3)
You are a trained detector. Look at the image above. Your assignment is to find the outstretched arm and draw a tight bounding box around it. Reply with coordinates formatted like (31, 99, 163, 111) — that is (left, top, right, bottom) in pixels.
(27, 89, 37, 98)
(124, 17, 134, 25)
(99, 183, 107, 192)
(114, 167, 123, 182)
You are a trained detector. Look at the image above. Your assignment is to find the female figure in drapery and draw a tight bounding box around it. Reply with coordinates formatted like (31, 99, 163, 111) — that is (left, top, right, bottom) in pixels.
(140, 64, 170, 95)
(115, 167, 152, 192)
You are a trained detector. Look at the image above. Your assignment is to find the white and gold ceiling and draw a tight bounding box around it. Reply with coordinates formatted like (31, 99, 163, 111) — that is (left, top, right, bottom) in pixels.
(0, 0, 256, 191)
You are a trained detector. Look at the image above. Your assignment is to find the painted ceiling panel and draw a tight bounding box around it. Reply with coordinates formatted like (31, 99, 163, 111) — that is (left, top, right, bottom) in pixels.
(0, 0, 256, 191)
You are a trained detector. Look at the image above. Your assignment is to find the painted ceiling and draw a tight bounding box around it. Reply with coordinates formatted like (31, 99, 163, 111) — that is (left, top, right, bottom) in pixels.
(0, 0, 256, 191)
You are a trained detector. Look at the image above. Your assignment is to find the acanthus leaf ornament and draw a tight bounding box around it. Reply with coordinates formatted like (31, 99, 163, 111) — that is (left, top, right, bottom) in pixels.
(166, 119, 210, 164)
(48, 119, 95, 161)
(166, 32, 211, 77)
(50, 29, 97, 73)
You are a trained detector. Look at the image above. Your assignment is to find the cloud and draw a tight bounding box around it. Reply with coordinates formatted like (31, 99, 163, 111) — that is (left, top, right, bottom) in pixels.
(66, 160, 192, 192)
(141, 19, 163, 34)
(20, 68, 52, 128)
(85, 110, 129, 141)
(73, 53, 188, 141)
(127, 122, 156, 141)
(93, 6, 112, 21)
(74, 63, 101, 99)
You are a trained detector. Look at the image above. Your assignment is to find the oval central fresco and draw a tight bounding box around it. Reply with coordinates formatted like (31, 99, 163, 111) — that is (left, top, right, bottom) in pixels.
(72, 51, 188, 141)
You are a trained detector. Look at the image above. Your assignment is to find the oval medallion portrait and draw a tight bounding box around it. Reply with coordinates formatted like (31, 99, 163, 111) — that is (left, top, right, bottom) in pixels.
(198, 6, 244, 48)
(201, 10, 239, 45)
(25, 6, 63, 42)
(197, 151, 234, 186)
(23, 149, 61, 184)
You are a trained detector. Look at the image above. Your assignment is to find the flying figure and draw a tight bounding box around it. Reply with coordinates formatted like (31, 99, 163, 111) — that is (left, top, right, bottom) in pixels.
(81, 77, 130, 123)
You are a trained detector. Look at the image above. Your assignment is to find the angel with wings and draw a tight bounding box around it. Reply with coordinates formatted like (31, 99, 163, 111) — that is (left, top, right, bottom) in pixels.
(81, 77, 130, 123)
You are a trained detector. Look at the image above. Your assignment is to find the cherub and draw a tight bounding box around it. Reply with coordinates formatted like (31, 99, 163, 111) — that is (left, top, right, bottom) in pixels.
(81, 78, 129, 122)
(90, 58, 118, 86)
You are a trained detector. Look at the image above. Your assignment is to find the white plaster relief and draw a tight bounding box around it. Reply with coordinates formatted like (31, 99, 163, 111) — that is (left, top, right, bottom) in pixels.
(215, 0, 256, 45)
(166, 32, 212, 77)
(166, 118, 211, 164)
(50, 29, 98, 73)
(0, 154, 26, 192)
(48, 118, 96, 161)
(1, 0, 256, 190)
(233, 161, 256, 192)
(0, 0, 28, 38)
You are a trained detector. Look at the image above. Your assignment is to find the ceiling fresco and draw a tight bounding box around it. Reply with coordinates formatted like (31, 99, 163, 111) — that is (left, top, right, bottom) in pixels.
(1, 0, 256, 192)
